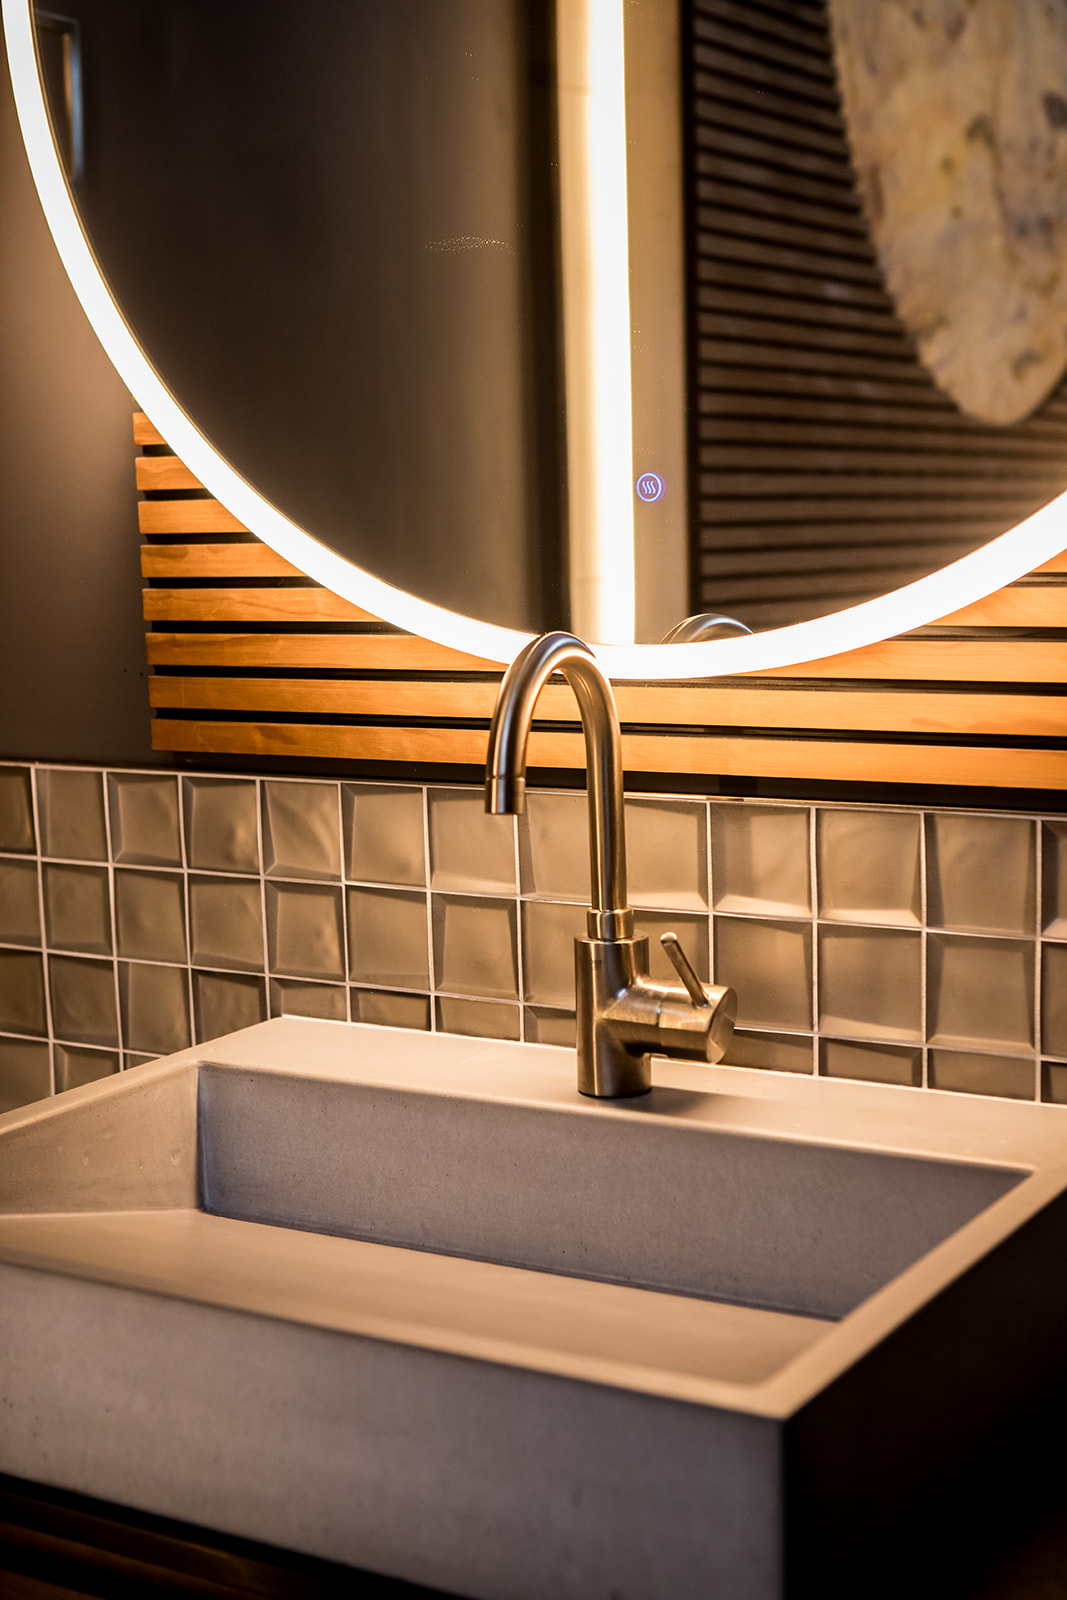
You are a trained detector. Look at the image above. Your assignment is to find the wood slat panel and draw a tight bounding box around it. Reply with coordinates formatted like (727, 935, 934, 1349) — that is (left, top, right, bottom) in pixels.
(143, 628, 1067, 683)
(148, 676, 1067, 739)
(936, 586, 1067, 629)
(139, 500, 249, 535)
(135, 457, 205, 493)
(141, 544, 304, 580)
(146, 631, 500, 673)
(756, 639, 1067, 683)
(151, 719, 1067, 790)
(143, 588, 376, 624)
(133, 414, 167, 446)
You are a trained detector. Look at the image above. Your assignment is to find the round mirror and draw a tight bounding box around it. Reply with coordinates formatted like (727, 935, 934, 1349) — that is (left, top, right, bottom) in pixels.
(6, 0, 1067, 680)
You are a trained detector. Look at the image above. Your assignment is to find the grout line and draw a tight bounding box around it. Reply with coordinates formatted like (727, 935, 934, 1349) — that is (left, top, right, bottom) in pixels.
(172, 774, 195, 1056)
(178, 776, 197, 1048)
(336, 781, 352, 1023)
(421, 786, 436, 1031)
(808, 805, 819, 1076)
(1034, 817, 1044, 1101)
(101, 771, 124, 1071)
(513, 808, 525, 1042)
(28, 768, 55, 1096)
(919, 810, 929, 1089)
(253, 778, 269, 1037)
(705, 799, 715, 987)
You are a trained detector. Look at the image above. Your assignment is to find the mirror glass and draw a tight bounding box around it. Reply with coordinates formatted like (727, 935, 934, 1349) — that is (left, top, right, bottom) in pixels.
(15, 0, 1067, 665)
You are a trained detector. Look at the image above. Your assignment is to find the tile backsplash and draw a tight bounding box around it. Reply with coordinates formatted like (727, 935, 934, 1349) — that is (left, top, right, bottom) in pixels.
(1, 760, 1066, 1113)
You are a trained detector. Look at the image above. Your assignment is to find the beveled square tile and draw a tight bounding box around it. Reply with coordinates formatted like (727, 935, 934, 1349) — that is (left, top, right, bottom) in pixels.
(262, 781, 340, 880)
(1041, 941, 1067, 1057)
(521, 899, 587, 1007)
(0, 767, 35, 853)
(194, 970, 267, 1042)
(343, 784, 425, 887)
(266, 882, 345, 981)
(625, 800, 708, 911)
(189, 876, 264, 972)
(49, 954, 118, 1047)
(124, 1054, 158, 1070)
(722, 1030, 814, 1074)
(1041, 821, 1067, 938)
(114, 869, 186, 963)
(183, 777, 260, 874)
(0, 1038, 50, 1112)
(436, 995, 520, 1042)
(429, 788, 515, 894)
(108, 774, 182, 866)
(0, 950, 47, 1035)
(346, 887, 428, 989)
(432, 894, 518, 1000)
(119, 962, 191, 1056)
(633, 910, 709, 987)
(1042, 1063, 1067, 1103)
(518, 790, 588, 902)
(270, 980, 348, 1022)
(817, 808, 921, 927)
(928, 934, 1034, 1054)
(928, 1050, 1034, 1101)
(713, 916, 812, 1032)
(711, 804, 810, 918)
(523, 1007, 576, 1048)
(927, 813, 1035, 935)
(351, 988, 431, 1030)
(0, 859, 40, 946)
(43, 864, 112, 956)
(820, 1038, 921, 1088)
(38, 768, 104, 860)
(818, 925, 923, 1043)
(55, 1044, 120, 1093)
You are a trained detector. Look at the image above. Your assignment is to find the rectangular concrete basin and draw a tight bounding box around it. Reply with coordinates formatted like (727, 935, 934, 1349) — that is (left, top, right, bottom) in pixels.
(0, 1017, 1064, 1600)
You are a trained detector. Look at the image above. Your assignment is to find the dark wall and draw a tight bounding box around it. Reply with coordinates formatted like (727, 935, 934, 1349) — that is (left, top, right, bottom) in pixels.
(0, 23, 158, 766)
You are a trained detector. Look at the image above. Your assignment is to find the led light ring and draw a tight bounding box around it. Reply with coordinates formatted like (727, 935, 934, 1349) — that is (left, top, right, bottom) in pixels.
(7, 0, 1067, 681)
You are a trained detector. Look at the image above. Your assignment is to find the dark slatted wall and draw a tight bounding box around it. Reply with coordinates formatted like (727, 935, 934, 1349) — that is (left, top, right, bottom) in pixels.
(686, 0, 1067, 629)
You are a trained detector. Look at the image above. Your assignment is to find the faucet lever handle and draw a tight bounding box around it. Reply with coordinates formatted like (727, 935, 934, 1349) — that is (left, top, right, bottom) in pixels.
(660, 932, 709, 1009)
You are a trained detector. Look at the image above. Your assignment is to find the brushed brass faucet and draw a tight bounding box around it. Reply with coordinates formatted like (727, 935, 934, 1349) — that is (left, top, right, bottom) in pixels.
(486, 632, 736, 1097)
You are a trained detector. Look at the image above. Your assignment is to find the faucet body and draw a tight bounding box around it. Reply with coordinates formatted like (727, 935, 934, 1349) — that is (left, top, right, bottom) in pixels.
(486, 632, 736, 1097)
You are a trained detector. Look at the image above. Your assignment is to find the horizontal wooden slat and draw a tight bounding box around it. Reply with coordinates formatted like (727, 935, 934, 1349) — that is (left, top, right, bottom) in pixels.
(145, 628, 1067, 684)
(135, 457, 205, 493)
(755, 638, 1067, 683)
(133, 413, 167, 446)
(935, 585, 1067, 629)
(148, 676, 1067, 739)
(141, 544, 304, 580)
(142, 588, 376, 624)
(139, 500, 249, 535)
(152, 719, 1067, 789)
(146, 631, 502, 672)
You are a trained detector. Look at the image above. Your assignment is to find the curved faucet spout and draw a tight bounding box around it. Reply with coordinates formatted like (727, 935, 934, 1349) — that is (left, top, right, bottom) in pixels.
(486, 630, 736, 1097)
(485, 631, 631, 940)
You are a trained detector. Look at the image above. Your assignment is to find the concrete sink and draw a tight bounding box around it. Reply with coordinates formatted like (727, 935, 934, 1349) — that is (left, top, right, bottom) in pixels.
(0, 1017, 1065, 1598)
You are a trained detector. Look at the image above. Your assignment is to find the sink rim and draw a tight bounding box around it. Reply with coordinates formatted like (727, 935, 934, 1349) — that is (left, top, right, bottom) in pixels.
(0, 1016, 1063, 1419)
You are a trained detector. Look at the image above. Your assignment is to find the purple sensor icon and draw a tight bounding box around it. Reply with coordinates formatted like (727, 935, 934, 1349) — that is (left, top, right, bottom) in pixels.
(635, 472, 665, 503)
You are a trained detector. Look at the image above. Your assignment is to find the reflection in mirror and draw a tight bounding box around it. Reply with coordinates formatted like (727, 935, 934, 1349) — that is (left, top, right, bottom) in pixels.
(691, 0, 1067, 632)
(15, 0, 1067, 670)
(35, 0, 565, 635)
